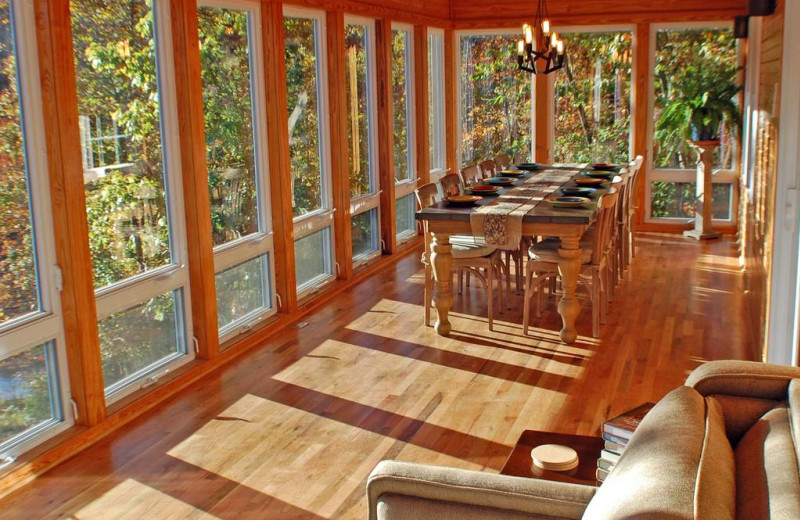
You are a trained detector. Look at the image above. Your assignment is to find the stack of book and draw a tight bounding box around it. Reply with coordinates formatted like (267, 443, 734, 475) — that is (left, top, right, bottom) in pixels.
(597, 402, 655, 482)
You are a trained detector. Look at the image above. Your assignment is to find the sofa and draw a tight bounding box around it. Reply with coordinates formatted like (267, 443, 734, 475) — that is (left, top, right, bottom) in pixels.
(366, 360, 800, 519)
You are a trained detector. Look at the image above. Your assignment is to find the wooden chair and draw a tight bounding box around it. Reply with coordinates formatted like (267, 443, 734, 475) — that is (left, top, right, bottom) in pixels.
(522, 187, 622, 338)
(494, 154, 512, 170)
(459, 165, 483, 188)
(415, 183, 505, 330)
(439, 173, 462, 198)
(479, 159, 498, 178)
(622, 155, 644, 270)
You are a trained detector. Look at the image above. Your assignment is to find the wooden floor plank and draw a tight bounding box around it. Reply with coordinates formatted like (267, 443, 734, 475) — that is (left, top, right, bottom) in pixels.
(0, 233, 757, 520)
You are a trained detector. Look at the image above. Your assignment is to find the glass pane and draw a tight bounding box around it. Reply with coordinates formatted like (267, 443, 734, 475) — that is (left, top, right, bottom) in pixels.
(295, 228, 332, 290)
(0, 343, 57, 447)
(215, 255, 269, 331)
(653, 28, 738, 170)
(345, 24, 373, 199)
(554, 32, 632, 164)
(198, 6, 259, 247)
(99, 290, 184, 391)
(285, 16, 324, 217)
(392, 29, 412, 183)
(72, 0, 174, 288)
(0, 0, 39, 324)
(428, 33, 445, 172)
(352, 209, 378, 260)
(650, 182, 732, 220)
(395, 194, 416, 237)
(460, 34, 532, 165)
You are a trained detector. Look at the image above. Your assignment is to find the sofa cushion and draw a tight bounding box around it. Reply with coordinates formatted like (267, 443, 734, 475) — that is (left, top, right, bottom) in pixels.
(581, 386, 735, 520)
(734, 403, 800, 520)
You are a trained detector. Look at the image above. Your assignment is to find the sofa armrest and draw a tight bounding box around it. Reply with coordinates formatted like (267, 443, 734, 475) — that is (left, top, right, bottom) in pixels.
(686, 360, 800, 400)
(367, 461, 596, 520)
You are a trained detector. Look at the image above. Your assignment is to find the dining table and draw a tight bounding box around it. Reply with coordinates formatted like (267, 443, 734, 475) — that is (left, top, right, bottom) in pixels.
(415, 163, 617, 344)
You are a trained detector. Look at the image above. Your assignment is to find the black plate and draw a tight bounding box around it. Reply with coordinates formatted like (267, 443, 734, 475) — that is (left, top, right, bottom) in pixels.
(561, 187, 596, 197)
(517, 163, 542, 171)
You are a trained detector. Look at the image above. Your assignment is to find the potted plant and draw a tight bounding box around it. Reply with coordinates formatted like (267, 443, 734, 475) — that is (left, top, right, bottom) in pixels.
(656, 65, 742, 144)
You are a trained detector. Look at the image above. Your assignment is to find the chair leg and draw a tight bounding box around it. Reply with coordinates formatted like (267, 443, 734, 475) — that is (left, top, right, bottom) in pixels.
(458, 269, 464, 294)
(592, 269, 600, 338)
(537, 274, 546, 318)
(522, 263, 534, 335)
(600, 267, 608, 325)
(487, 263, 494, 331)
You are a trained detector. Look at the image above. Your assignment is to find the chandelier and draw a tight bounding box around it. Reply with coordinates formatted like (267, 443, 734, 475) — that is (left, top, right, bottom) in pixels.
(516, 0, 565, 74)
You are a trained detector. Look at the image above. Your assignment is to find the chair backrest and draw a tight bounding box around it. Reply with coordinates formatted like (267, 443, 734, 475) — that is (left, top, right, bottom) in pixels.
(439, 173, 461, 198)
(415, 182, 438, 211)
(479, 159, 497, 178)
(494, 154, 512, 169)
(625, 155, 644, 216)
(590, 187, 621, 265)
(459, 165, 482, 187)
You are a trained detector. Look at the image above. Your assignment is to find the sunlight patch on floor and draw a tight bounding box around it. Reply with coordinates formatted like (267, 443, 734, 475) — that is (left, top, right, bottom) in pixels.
(69, 479, 222, 520)
(166, 394, 489, 519)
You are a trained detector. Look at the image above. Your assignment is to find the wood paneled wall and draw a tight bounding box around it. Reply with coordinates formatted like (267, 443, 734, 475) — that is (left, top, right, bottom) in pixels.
(741, 0, 785, 358)
(451, 0, 747, 27)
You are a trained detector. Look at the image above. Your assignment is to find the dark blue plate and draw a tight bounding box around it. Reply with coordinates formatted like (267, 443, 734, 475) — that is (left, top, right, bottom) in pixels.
(517, 163, 542, 171)
(561, 187, 596, 197)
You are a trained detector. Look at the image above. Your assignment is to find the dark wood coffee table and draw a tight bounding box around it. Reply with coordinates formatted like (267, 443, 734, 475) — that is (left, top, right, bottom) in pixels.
(501, 430, 604, 486)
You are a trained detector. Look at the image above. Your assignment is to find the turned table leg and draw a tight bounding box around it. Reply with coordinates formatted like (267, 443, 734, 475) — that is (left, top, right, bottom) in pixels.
(430, 232, 453, 336)
(557, 235, 583, 344)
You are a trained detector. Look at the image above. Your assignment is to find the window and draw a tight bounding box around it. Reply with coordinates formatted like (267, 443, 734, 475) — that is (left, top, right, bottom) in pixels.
(284, 8, 335, 295)
(345, 17, 380, 265)
(647, 25, 739, 222)
(458, 31, 533, 166)
(428, 29, 446, 176)
(0, 0, 72, 456)
(392, 23, 417, 243)
(198, 0, 276, 342)
(72, 0, 193, 400)
(553, 30, 632, 163)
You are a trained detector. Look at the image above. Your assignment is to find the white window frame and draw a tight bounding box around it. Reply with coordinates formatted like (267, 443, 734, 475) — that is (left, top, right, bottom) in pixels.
(0, 0, 73, 458)
(428, 28, 446, 180)
(455, 28, 536, 167)
(345, 15, 381, 266)
(645, 21, 739, 225)
(83, 0, 194, 403)
(198, 0, 277, 342)
(283, 6, 336, 298)
(549, 24, 636, 163)
(391, 22, 417, 243)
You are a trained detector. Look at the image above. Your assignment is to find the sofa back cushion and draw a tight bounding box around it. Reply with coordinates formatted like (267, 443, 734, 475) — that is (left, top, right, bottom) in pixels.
(734, 395, 800, 519)
(581, 386, 735, 520)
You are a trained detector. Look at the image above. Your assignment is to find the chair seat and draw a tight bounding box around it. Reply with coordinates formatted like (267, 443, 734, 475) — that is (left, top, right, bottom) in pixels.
(421, 236, 497, 264)
(528, 238, 592, 264)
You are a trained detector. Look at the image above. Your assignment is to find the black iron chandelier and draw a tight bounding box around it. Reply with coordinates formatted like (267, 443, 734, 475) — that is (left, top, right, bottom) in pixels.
(516, 0, 565, 74)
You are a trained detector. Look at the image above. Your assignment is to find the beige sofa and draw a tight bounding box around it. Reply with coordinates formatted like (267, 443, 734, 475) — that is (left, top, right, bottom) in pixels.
(367, 360, 800, 519)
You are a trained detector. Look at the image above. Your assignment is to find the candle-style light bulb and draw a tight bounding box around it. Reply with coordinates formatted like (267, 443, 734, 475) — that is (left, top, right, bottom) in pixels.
(557, 39, 564, 54)
(518, 40, 525, 56)
(525, 26, 533, 44)
(542, 20, 550, 35)
(551, 32, 558, 48)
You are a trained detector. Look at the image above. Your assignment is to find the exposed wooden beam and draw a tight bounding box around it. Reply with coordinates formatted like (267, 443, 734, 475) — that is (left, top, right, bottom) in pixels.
(326, 10, 355, 280)
(281, 0, 450, 27)
(34, 0, 105, 426)
(169, 0, 220, 360)
(262, 0, 297, 312)
(376, 19, 397, 253)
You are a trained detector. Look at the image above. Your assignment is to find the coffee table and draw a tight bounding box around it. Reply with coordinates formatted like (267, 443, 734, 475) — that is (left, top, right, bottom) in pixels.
(501, 430, 604, 486)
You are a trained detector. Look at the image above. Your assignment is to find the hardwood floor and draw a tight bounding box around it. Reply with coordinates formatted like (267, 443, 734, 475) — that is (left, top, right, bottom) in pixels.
(0, 233, 757, 519)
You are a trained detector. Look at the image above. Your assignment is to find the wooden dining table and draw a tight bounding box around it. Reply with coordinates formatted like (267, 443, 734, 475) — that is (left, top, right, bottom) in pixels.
(416, 164, 614, 344)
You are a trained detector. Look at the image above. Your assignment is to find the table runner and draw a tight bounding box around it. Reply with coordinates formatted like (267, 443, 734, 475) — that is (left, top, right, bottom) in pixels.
(470, 164, 585, 249)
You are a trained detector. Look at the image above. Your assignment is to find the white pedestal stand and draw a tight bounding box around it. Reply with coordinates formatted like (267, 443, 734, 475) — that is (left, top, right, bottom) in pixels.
(683, 140, 722, 241)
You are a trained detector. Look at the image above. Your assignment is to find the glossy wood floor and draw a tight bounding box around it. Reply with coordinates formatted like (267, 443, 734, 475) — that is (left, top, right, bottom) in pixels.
(0, 233, 757, 519)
